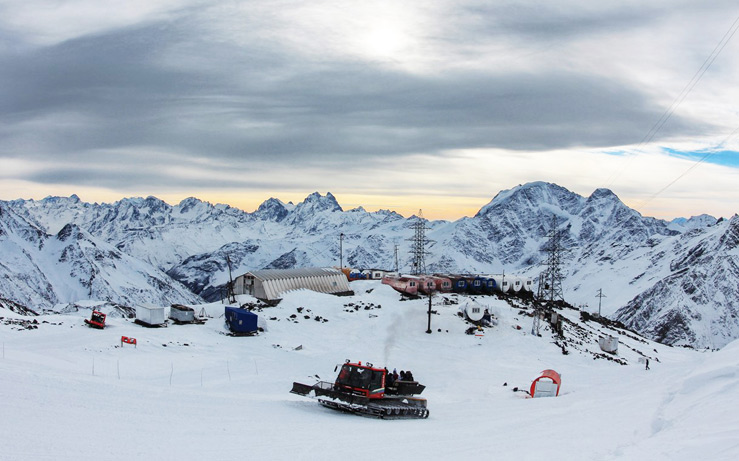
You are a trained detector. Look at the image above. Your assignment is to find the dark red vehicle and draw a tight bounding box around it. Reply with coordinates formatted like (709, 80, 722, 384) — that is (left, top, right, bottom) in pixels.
(291, 360, 429, 419)
(84, 310, 106, 329)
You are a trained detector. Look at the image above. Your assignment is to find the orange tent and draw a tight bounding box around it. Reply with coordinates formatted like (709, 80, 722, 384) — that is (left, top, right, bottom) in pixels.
(530, 369, 561, 397)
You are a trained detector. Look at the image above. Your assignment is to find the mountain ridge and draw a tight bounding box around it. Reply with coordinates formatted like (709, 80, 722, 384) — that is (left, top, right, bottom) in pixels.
(2, 183, 736, 348)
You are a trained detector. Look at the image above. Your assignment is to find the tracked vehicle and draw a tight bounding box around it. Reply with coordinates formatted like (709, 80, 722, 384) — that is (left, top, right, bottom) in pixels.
(291, 360, 429, 419)
(84, 310, 106, 329)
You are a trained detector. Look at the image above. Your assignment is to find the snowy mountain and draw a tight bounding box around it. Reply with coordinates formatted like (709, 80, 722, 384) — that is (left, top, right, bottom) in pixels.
(2, 182, 736, 348)
(614, 215, 739, 348)
(0, 202, 202, 310)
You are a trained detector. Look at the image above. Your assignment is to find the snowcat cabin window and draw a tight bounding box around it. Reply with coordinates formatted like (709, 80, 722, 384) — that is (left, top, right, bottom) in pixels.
(336, 365, 370, 389)
(410, 282, 416, 287)
(337, 365, 350, 384)
(370, 370, 384, 393)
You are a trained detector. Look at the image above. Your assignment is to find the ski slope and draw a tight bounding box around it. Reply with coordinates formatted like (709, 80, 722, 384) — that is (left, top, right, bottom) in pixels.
(1, 281, 737, 460)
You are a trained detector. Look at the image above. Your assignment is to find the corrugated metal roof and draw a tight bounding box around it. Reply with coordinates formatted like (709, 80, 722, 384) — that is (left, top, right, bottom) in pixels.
(237, 267, 353, 301)
(248, 267, 343, 281)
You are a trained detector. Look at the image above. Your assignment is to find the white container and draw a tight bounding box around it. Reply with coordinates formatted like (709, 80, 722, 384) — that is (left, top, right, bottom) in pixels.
(136, 305, 166, 325)
(599, 335, 619, 354)
(463, 300, 485, 322)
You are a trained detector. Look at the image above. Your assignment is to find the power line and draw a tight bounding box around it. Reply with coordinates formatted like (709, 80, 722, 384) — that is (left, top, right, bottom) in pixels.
(639, 14, 739, 147)
(606, 13, 739, 190)
(637, 124, 739, 209)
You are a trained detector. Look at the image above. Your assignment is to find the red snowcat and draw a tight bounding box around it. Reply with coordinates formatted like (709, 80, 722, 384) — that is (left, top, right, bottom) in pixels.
(290, 360, 429, 419)
(84, 310, 106, 329)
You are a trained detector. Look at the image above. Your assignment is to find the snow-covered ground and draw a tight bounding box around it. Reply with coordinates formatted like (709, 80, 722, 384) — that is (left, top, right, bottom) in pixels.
(1, 281, 737, 460)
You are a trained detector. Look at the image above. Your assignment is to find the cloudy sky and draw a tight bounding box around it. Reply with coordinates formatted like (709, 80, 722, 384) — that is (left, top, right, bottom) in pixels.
(1, 0, 738, 220)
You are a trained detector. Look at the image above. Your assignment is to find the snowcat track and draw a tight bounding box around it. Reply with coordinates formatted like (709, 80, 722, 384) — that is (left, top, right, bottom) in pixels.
(291, 378, 429, 420)
(317, 398, 429, 419)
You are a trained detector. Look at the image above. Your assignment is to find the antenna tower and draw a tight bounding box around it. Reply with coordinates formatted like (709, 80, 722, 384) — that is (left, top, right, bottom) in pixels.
(225, 254, 237, 304)
(539, 215, 566, 303)
(596, 288, 606, 316)
(407, 210, 432, 275)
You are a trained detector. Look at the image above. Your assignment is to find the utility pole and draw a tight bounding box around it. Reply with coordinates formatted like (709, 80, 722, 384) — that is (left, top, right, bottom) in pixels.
(393, 244, 399, 273)
(426, 291, 433, 334)
(339, 233, 345, 269)
(596, 289, 606, 316)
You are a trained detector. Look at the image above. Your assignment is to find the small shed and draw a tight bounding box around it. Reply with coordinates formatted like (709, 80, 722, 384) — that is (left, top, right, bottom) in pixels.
(509, 276, 523, 293)
(169, 304, 195, 323)
(490, 275, 510, 293)
(431, 275, 452, 292)
(520, 277, 534, 293)
(463, 300, 486, 322)
(530, 369, 562, 398)
(135, 305, 166, 327)
(382, 274, 419, 296)
(467, 276, 486, 294)
(483, 277, 496, 293)
(599, 335, 619, 354)
(369, 270, 385, 280)
(417, 276, 437, 294)
(225, 306, 258, 335)
(233, 268, 353, 303)
(450, 276, 468, 293)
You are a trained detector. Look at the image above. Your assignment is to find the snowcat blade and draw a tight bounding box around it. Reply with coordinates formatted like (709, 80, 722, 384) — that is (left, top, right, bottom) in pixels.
(290, 382, 314, 396)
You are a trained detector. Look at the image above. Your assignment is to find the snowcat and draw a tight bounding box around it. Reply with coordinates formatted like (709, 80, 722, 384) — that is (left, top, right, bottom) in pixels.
(84, 310, 106, 329)
(290, 360, 429, 419)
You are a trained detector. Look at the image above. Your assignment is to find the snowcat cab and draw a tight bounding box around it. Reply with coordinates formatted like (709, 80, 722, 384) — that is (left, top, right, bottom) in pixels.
(84, 310, 106, 329)
(334, 362, 386, 399)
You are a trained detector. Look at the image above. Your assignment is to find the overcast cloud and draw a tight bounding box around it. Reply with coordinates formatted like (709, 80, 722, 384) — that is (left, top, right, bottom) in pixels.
(1, 0, 738, 219)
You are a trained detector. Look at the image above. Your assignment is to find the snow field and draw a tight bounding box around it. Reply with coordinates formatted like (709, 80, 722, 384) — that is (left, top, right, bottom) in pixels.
(1, 281, 737, 460)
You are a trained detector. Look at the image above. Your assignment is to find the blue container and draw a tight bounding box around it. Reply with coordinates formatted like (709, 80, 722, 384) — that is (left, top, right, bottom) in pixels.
(450, 277, 468, 293)
(482, 277, 497, 294)
(225, 306, 258, 334)
(467, 276, 486, 294)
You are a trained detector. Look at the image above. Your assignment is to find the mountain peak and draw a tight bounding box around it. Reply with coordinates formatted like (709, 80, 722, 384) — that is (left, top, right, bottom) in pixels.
(299, 192, 342, 212)
(254, 197, 290, 222)
(40, 194, 81, 205)
(476, 182, 579, 217)
(177, 197, 208, 215)
(589, 188, 618, 200)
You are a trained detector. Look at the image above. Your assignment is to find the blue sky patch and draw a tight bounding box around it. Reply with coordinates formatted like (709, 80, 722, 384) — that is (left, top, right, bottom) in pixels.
(662, 148, 739, 168)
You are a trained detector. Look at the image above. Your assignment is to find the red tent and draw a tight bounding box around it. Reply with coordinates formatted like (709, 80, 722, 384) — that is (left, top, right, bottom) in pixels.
(530, 369, 561, 397)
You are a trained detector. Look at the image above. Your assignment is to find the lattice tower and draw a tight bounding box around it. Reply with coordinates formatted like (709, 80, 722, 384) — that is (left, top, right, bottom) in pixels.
(408, 210, 432, 275)
(539, 215, 566, 302)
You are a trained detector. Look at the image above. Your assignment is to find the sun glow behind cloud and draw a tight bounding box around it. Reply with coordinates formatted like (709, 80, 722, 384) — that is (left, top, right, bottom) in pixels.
(1, 1, 739, 221)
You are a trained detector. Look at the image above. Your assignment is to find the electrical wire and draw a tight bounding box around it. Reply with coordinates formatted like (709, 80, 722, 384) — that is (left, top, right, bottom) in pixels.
(605, 13, 739, 211)
(637, 124, 739, 209)
(639, 14, 739, 147)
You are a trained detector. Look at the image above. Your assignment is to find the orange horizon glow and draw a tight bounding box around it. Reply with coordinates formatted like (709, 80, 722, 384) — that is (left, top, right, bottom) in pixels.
(2, 181, 732, 223)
